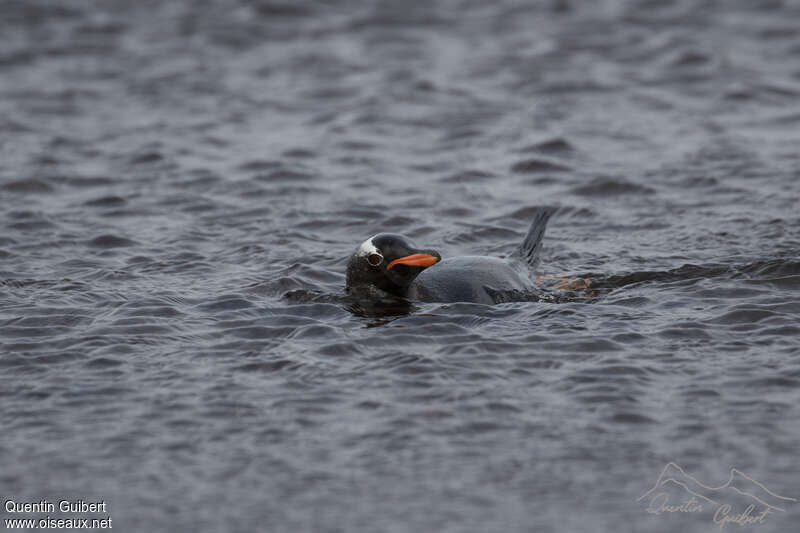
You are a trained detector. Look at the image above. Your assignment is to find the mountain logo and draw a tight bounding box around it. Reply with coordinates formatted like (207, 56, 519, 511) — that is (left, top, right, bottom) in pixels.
(637, 462, 796, 529)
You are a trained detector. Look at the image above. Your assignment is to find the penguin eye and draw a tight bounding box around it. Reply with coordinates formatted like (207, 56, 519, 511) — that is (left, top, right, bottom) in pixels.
(367, 253, 383, 266)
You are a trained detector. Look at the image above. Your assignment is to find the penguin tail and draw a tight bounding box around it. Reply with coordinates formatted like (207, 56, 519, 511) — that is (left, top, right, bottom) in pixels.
(515, 207, 555, 268)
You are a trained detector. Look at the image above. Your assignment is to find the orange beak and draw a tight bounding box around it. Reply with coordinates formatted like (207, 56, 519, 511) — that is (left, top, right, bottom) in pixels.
(386, 253, 440, 270)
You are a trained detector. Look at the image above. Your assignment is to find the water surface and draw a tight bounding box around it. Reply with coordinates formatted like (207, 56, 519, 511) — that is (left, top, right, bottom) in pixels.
(2, 1, 800, 531)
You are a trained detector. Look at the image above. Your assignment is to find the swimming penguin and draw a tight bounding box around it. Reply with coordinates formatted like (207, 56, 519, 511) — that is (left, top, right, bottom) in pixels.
(346, 209, 553, 304)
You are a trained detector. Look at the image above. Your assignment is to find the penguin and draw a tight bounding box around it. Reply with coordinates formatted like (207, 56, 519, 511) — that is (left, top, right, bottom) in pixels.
(346, 209, 553, 304)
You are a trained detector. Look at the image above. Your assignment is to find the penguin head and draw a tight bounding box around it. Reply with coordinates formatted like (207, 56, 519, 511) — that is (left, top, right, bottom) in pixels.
(346, 234, 441, 297)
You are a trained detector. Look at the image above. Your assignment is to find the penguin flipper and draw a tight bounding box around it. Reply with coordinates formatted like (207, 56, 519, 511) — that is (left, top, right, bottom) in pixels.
(515, 207, 555, 269)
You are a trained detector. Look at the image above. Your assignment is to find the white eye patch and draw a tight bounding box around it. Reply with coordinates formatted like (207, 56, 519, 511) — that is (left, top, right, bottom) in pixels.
(357, 236, 380, 257)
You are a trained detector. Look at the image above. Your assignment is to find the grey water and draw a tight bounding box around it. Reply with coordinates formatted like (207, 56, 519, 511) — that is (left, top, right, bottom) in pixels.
(2, 1, 800, 531)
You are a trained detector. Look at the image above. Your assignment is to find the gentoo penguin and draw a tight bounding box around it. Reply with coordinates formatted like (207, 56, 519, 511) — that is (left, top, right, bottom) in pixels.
(346, 209, 553, 304)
